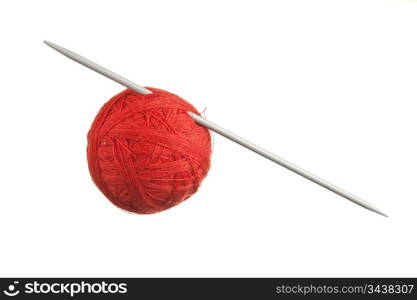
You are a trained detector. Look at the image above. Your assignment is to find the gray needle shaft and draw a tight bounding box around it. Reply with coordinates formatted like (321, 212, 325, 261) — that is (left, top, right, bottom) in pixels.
(189, 114, 387, 217)
(44, 40, 388, 217)
(44, 41, 151, 95)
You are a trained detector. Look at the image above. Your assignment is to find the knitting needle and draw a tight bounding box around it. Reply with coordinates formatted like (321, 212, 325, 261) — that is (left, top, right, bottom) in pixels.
(44, 40, 388, 217)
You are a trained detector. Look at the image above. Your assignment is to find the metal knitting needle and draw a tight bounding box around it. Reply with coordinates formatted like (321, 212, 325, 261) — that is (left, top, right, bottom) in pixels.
(44, 40, 388, 217)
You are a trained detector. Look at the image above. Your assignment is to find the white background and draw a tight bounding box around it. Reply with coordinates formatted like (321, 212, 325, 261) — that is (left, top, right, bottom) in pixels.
(0, 0, 416, 277)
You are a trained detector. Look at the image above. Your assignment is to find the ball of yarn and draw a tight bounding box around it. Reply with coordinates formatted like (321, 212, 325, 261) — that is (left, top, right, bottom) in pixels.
(87, 88, 212, 214)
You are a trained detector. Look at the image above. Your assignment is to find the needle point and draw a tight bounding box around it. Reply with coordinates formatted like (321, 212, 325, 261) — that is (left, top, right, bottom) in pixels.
(371, 207, 388, 218)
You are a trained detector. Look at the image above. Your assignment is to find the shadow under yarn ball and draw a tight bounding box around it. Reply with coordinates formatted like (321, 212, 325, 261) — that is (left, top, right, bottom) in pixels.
(87, 88, 212, 214)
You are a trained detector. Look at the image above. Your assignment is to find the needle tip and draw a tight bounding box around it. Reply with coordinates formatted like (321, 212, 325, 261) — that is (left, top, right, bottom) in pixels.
(43, 40, 57, 50)
(380, 212, 389, 218)
(371, 206, 389, 218)
(43, 40, 60, 51)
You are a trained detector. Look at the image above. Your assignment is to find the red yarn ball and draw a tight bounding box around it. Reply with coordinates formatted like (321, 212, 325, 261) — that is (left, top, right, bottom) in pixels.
(87, 88, 212, 214)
